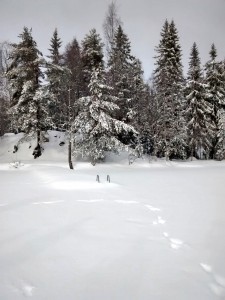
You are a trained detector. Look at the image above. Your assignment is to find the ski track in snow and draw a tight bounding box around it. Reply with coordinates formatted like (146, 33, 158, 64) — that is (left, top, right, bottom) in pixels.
(114, 200, 139, 204)
(76, 199, 104, 203)
(33, 199, 105, 205)
(33, 200, 64, 205)
(125, 218, 147, 226)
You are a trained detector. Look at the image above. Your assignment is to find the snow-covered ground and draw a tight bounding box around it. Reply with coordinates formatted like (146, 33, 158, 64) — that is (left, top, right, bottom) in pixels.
(0, 132, 225, 299)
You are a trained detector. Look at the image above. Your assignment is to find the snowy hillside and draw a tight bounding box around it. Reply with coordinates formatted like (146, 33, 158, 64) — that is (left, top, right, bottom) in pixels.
(0, 132, 225, 299)
(0, 131, 68, 164)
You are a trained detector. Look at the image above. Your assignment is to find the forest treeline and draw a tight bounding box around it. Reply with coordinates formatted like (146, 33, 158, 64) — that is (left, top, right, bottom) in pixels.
(0, 2, 225, 165)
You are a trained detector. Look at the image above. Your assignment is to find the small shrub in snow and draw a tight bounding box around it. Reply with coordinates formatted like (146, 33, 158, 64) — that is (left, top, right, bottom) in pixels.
(9, 161, 23, 168)
(13, 145, 18, 153)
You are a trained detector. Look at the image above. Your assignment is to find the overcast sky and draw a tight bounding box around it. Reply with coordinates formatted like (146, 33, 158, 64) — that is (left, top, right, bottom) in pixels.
(1, 0, 225, 79)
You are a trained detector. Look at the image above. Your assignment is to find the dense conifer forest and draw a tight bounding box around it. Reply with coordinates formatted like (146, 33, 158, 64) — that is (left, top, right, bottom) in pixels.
(1, 2, 225, 164)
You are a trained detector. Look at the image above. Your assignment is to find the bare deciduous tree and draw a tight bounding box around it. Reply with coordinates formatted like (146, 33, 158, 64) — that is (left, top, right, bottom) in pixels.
(103, 1, 122, 58)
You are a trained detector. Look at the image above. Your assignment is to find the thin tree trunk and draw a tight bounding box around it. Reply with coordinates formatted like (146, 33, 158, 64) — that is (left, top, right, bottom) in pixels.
(68, 140, 73, 169)
(68, 87, 74, 170)
(33, 104, 42, 158)
(37, 128, 40, 145)
(191, 147, 193, 161)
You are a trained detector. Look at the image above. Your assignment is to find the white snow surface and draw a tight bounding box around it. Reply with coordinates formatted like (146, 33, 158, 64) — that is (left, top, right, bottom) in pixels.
(0, 131, 225, 299)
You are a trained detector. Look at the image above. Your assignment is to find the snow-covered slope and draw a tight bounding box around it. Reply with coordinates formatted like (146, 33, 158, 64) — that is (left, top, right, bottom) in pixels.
(0, 131, 68, 163)
(0, 132, 225, 300)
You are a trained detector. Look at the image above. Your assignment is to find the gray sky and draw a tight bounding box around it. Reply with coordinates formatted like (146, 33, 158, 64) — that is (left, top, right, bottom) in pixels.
(1, 0, 225, 79)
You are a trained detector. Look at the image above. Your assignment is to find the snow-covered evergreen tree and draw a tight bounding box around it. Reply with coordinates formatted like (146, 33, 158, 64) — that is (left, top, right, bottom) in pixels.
(204, 44, 225, 160)
(81, 29, 104, 96)
(108, 25, 134, 123)
(0, 42, 11, 135)
(129, 59, 145, 126)
(73, 66, 136, 165)
(6, 27, 47, 157)
(48, 28, 62, 64)
(127, 58, 150, 152)
(214, 108, 225, 160)
(185, 43, 214, 159)
(46, 28, 66, 129)
(60, 38, 86, 169)
(63, 38, 84, 117)
(153, 20, 186, 159)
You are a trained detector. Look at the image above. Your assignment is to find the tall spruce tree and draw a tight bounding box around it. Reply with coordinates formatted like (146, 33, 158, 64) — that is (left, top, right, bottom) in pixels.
(185, 43, 214, 159)
(128, 58, 145, 127)
(46, 28, 66, 129)
(63, 38, 84, 169)
(127, 58, 149, 153)
(6, 27, 47, 157)
(153, 20, 186, 159)
(81, 29, 104, 96)
(63, 38, 84, 117)
(214, 108, 225, 160)
(143, 80, 157, 155)
(108, 25, 134, 123)
(73, 66, 136, 165)
(0, 42, 11, 136)
(204, 44, 225, 160)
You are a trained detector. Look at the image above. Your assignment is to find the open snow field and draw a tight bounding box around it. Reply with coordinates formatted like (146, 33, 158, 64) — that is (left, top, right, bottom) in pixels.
(1, 132, 225, 299)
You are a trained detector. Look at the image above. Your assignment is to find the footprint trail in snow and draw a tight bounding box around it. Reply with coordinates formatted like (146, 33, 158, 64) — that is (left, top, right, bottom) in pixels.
(169, 238, 184, 250)
(136, 197, 225, 298)
(200, 263, 225, 297)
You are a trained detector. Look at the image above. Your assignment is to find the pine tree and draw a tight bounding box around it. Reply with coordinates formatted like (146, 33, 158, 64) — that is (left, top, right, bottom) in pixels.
(204, 44, 225, 160)
(6, 27, 47, 157)
(185, 43, 214, 159)
(81, 29, 104, 96)
(46, 28, 66, 129)
(153, 20, 186, 159)
(73, 66, 136, 165)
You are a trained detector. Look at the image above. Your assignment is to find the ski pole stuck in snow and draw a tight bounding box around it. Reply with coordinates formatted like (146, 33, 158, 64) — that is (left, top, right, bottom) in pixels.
(107, 175, 110, 183)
